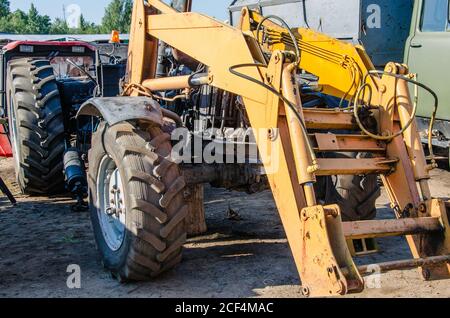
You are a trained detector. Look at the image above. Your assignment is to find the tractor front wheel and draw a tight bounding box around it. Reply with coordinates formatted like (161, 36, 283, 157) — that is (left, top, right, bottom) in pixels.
(88, 121, 188, 281)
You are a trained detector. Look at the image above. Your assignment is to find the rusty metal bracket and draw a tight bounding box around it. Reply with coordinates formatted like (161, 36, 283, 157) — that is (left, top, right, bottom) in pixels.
(299, 204, 364, 297)
(418, 199, 450, 280)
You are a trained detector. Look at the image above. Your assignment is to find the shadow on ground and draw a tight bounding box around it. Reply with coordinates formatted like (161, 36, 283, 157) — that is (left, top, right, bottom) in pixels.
(0, 158, 449, 298)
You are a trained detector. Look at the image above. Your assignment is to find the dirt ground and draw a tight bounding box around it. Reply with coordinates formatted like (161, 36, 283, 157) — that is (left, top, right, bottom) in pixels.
(0, 157, 449, 298)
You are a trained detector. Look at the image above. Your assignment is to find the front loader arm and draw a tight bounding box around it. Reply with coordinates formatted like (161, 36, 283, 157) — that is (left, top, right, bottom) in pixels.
(124, 0, 450, 297)
(126, 0, 365, 296)
(239, 7, 439, 200)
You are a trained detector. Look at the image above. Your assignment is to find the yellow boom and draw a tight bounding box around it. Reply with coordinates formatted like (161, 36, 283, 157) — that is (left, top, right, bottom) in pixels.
(239, 7, 378, 102)
(121, 0, 450, 297)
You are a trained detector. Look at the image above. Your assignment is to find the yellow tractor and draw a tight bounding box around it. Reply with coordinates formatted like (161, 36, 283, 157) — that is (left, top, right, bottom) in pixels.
(78, 0, 450, 297)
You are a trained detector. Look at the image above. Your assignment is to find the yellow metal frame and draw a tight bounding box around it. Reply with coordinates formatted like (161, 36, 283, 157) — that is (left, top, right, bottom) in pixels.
(123, 0, 450, 297)
(239, 8, 379, 102)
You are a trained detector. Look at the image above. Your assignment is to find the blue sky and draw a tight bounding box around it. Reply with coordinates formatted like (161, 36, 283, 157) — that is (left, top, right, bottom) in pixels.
(10, 0, 233, 24)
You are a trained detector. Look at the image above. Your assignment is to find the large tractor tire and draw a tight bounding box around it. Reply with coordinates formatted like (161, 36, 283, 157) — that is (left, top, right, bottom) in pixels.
(6, 58, 65, 194)
(316, 153, 381, 221)
(88, 121, 188, 281)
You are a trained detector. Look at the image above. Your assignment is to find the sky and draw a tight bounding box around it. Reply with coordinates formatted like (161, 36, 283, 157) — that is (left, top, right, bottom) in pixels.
(9, 0, 233, 24)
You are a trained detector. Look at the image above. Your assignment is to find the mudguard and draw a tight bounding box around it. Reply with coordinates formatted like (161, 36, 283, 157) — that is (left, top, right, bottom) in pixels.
(77, 97, 163, 127)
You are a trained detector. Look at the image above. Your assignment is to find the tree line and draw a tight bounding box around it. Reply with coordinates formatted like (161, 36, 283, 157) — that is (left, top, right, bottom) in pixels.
(0, 0, 132, 34)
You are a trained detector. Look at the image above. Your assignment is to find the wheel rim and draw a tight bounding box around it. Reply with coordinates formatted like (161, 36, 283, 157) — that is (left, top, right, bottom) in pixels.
(9, 94, 21, 176)
(97, 155, 126, 251)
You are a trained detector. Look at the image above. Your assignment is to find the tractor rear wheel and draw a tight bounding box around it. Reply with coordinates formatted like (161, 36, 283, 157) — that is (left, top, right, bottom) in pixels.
(316, 153, 381, 221)
(88, 121, 188, 281)
(6, 58, 65, 194)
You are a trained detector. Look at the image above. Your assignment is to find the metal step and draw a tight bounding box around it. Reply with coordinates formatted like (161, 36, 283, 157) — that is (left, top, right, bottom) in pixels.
(315, 158, 395, 176)
(304, 109, 357, 130)
(311, 133, 385, 153)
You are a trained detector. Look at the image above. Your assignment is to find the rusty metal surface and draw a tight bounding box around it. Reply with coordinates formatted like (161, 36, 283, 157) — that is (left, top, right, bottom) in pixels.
(303, 110, 357, 130)
(315, 158, 392, 176)
(299, 205, 364, 297)
(313, 133, 385, 152)
(342, 217, 442, 239)
(358, 255, 450, 274)
(418, 199, 450, 280)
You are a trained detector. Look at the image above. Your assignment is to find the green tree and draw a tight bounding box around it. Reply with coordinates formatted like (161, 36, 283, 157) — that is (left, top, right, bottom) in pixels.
(49, 14, 101, 35)
(49, 18, 69, 34)
(0, 0, 10, 18)
(26, 3, 51, 34)
(0, 0, 110, 35)
(101, 0, 133, 33)
(0, 3, 53, 34)
(0, 9, 27, 33)
(79, 14, 101, 34)
(0, 0, 10, 32)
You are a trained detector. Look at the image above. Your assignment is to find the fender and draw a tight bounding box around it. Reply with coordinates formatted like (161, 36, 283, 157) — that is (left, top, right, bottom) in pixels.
(77, 97, 163, 127)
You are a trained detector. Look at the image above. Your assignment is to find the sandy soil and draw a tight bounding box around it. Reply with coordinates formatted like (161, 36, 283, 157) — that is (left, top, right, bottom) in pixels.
(0, 157, 449, 298)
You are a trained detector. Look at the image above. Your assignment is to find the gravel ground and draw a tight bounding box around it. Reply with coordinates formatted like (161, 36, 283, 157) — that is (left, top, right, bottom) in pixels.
(0, 157, 449, 298)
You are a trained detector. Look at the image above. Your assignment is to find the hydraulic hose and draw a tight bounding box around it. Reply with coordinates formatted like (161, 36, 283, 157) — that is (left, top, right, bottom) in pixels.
(301, 0, 311, 29)
(229, 63, 318, 166)
(255, 15, 301, 65)
(234, 15, 319, 168)
(354, 70, 438, 164)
